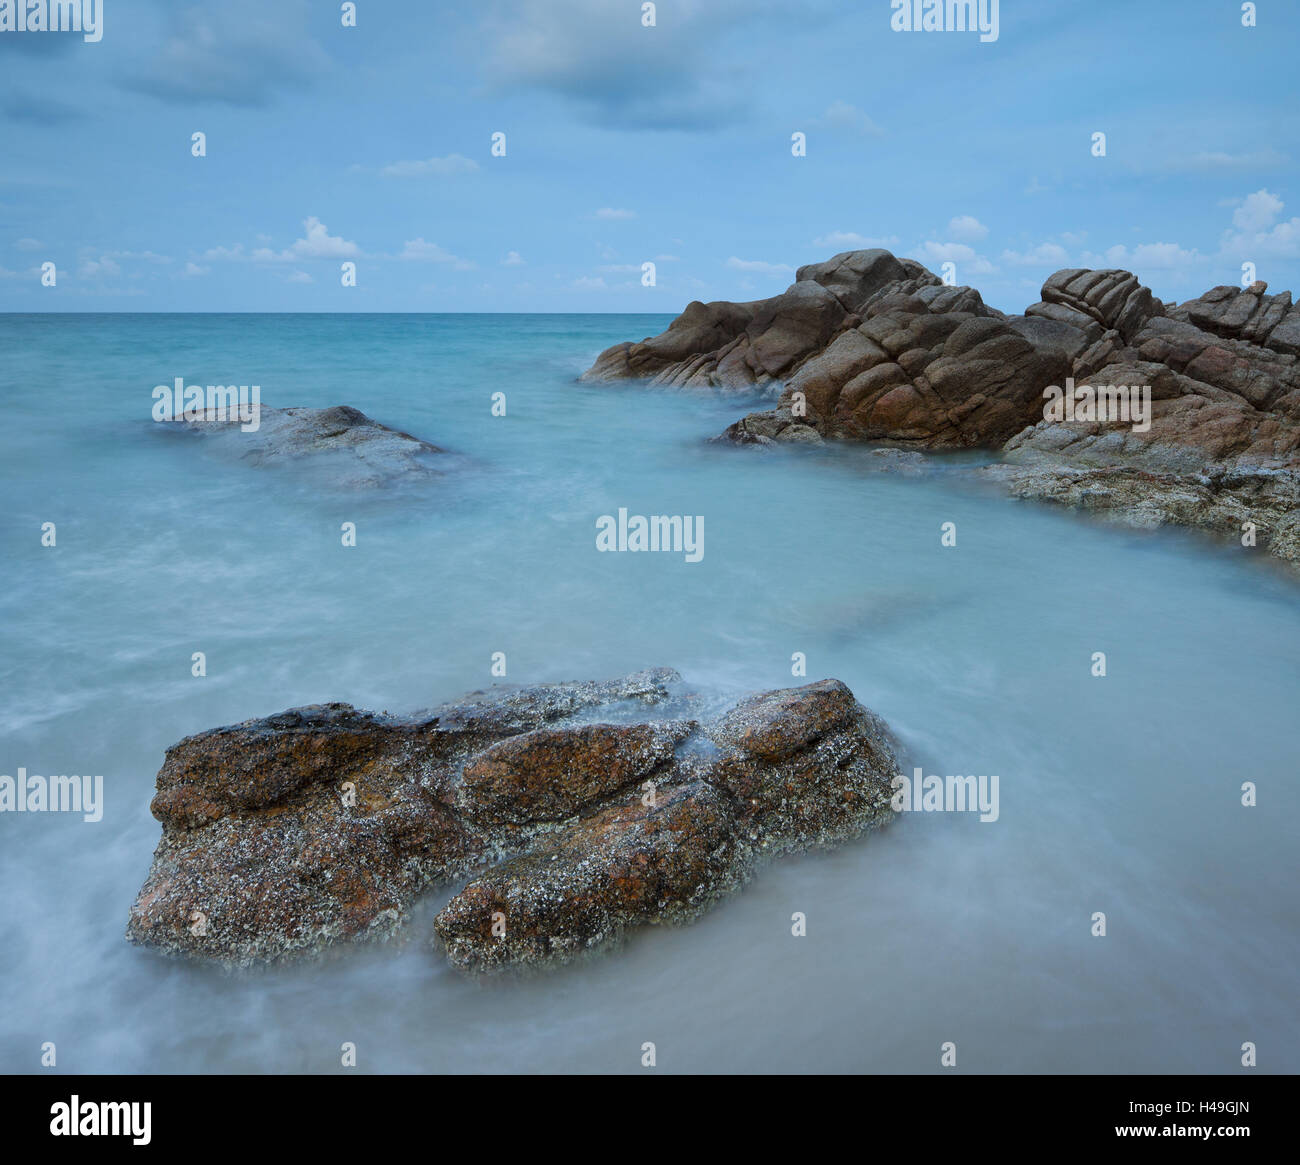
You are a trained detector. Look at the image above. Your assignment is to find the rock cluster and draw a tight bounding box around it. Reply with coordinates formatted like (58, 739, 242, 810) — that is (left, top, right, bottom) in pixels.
(583, 250, 1300, 561)
(127, 670, 900, 971)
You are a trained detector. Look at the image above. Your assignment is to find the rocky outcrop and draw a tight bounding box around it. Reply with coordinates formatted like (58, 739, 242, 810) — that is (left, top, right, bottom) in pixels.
(986, 280, 1300, 560)
(127, 669, 901, 971)
(580, 249, 961, 390)
(162, 404, 446, 487)
(583, 249, 1300, 563)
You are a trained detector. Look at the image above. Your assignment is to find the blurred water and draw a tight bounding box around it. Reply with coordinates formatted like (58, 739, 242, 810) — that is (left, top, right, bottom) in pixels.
(0, 313, 1296, 1074)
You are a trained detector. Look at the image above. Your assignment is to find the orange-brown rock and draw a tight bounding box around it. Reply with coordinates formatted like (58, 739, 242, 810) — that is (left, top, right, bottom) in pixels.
(127, 669, 901, 971)
(582, 248, 1300, 562)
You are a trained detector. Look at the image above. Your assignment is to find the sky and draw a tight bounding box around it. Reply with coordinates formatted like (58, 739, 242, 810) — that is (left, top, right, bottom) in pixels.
(1, 0, 1298, 313)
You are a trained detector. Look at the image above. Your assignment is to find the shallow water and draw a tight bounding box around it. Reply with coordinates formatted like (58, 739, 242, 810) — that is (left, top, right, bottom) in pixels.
(1, 313, 1296, 1073)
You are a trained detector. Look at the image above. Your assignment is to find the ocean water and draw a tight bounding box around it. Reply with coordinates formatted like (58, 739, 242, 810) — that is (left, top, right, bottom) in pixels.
(1, 312, 1296, 1074)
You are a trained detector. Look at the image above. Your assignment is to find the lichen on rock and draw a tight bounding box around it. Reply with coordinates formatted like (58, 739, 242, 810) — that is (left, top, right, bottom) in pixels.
(126, 670, 901, 972)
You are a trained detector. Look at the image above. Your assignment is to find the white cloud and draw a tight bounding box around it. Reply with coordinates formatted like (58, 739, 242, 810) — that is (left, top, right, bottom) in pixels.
(121, 0, 330, 109)
(573, 275, 607, 289)
(1216, 189, 1300, 260)
(106, 249, 171, 263)
(919, 241, 977, 263)
(200, 244, 246, 261)
(72, 247, 173, 279)
(818, 100, 884, 137)
(1001, 242, 1070, 267)
(917, 241, 995, 277)
(246, 218, 360, 263)
(1082, 242, 1199, 271)
(182, 262, 209, 277)
(501, 250, 526, 266)
(479, 0, 756, 130)
(594, 207, 636, 220)
(380, 154, 480, 178)
(947, 216, 989, 243)
(14, 238, 42, 251)
(1233, 189, 1284, 233)
(287, 270, 313, 283)
(725, 256, 793, 274)
(1127, 243, 1199, 269)
(812, 231, 900, 250)
(284, 217, 358, 259)
(77, 255, 121, 279)
(398, 238, 475, 269)
(1159, 149, 1288, 174)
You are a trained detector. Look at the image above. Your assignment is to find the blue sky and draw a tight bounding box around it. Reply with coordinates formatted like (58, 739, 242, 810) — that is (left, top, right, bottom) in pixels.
(1, 0, 1297, 313)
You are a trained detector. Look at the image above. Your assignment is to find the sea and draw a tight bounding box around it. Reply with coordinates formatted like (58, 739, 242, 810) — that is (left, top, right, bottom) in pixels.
(1, 312, 1296, 1073)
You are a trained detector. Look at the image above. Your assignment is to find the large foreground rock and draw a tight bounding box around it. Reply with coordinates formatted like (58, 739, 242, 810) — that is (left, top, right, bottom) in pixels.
(583, 250, 1300, 562)
(127, 670, 900, 971)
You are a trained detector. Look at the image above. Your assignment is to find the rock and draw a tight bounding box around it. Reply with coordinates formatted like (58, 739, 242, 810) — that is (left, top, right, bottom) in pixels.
(457, 721, 694, 826)
(578, 248, 938, 390)
(127, 671, 901, 971)
(583, 247, 1300, 563)
(1170, 284, 1300, 355)
(990, 300, 1300, 557)
(436, 781, 743, 970)
(161, 404, 446, 487)
(1037, 267, 1164, 342)
(982, 458, 1300, 563)
(713, 294, 1070, 449)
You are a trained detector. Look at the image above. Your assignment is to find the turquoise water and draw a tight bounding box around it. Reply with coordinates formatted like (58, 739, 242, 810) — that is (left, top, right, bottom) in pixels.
(1, 313, 1297, 1073)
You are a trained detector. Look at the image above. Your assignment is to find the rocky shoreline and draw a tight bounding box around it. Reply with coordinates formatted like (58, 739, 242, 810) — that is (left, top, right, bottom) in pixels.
(127, 669, 901, 972)
(583, 250, 1300, 564)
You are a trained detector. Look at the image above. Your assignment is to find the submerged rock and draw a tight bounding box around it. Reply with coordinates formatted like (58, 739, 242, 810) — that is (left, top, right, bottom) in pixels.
(127, 670, 900, 971)
(584, 249, 1300, 562)
(162, 403, 446, 487)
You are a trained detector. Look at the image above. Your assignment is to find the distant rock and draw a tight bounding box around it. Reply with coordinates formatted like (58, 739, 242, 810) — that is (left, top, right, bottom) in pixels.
(581, 249, 945, 389)
(584, 249, 1300, 563)
(127, 669, 900, 971)
(164, 404, 446, 487)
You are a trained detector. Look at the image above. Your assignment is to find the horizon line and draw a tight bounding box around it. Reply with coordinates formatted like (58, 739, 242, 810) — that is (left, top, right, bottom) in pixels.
(0, 309, 685, 316)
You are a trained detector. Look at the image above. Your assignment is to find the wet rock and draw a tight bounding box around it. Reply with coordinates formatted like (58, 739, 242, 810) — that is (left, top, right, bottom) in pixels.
(127, 670, 901, 971)
(436, 781, 743, 970)
(458, 721, 694, 826)
(436, 677, 898, 971)
(163, 403, 446, 487)
(584, 247, 1300, 563)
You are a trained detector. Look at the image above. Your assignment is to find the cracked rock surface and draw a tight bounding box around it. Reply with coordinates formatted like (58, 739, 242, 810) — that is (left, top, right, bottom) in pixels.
(583, 249, 1300, 562)
(127, 669, 900, 971)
